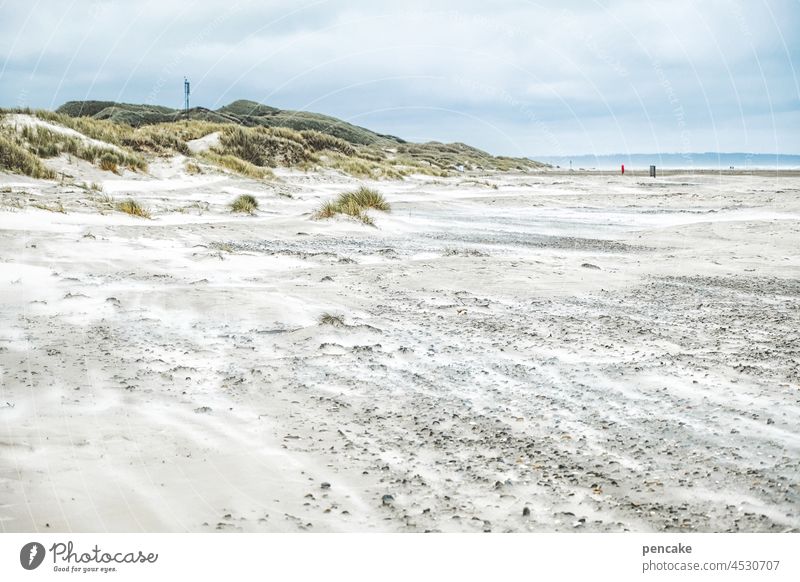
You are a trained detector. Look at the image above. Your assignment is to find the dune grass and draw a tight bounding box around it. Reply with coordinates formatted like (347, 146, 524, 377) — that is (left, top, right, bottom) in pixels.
(32, 110, 224, 156)
(0, 131, 57, 179)
(198, 151, 273, 179)
(230, 194, 258, 214)
(115, 198, 151, 219)
(215, 126, 313, 168)
(321, 151, 405, 180)
(15, 124, 147, 172)
(98, 152, 119, 173)
(348, 186, 390, 211)
(185, 161, 202, 175)
(313, 186, 389, 226)
(299, 130, 356, 156)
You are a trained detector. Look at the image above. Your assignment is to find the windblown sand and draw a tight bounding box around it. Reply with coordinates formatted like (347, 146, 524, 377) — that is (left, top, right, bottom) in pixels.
(1, 157, 798, 532)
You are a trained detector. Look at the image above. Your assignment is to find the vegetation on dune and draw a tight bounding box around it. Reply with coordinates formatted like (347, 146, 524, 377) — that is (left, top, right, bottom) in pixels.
(299, 130, 356, 156)
(198, 150, 273, 179)
(98, 152, 119, 173)
(0, 99, 544, 184)
(322, 151, 406, 180)
(56, 100, 175, 120)
(216, 100, 280, 117)
(115, 198, 151, 218)
(394, 141, 539, 172)
(230, 193, 258, 214)
(32, 110, 224, 156)
(211, 125, 413, 179)
(50, 99, 543, 172)
(55, 101, 236, 127)
(215, 126, 313, 167)
(185, 161, 202, 175)
(345, 186, 390, 211)
(13, 123, 147, 172)
(313, 186, 390, 226)
(0, 130, 57, 179)
(163, 120, 227, 143)
(55, 99, 398, 146)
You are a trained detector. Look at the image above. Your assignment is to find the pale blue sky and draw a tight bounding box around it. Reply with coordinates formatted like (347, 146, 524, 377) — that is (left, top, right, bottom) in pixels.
(1, 0, 798, 156)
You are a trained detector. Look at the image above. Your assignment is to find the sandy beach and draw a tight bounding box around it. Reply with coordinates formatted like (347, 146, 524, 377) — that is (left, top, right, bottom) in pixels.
(1, 147, 799, 533)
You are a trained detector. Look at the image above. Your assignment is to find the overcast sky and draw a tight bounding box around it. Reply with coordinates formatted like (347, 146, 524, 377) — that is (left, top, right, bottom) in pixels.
(1, 0, 798, 156)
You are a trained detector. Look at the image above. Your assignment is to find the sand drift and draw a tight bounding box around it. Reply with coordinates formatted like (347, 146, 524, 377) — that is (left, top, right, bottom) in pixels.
(1, 167, 798, 532)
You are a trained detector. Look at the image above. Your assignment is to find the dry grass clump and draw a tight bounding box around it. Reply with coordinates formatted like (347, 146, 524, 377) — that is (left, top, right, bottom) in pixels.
(185, 161, 202, 175)
(115, 198, 151, 218)
(99, 152, 118, 173)
(313, 186, 389, 226)
(0, 131, 57, 179)
(198, 151, 273, 179)
(230, 194, 258, 214)
(319, 313, 345, 327)
(348, 186, 390, 211)
(314, 201, 340, 220)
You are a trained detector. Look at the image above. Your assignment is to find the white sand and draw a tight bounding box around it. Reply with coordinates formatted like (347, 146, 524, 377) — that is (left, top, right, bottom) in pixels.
(1, 155, 798, 532)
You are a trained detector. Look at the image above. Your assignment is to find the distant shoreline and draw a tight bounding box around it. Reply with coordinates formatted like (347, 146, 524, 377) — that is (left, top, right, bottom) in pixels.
(541, 168, 800, 177)
(532, 153, 800, 172)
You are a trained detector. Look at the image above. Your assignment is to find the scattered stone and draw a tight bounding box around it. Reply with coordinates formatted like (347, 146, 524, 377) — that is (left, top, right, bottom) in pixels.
(581, 263, 601, 270)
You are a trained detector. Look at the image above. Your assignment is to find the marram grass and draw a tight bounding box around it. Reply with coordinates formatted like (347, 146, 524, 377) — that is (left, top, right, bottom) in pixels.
(230, 194, 258, 214)
(115, 198, 151, 219)
(313, 187, 389, 226)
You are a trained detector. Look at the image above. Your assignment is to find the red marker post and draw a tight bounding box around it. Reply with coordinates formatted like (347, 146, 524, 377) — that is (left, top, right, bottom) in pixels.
(621, 164, 625, 175)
